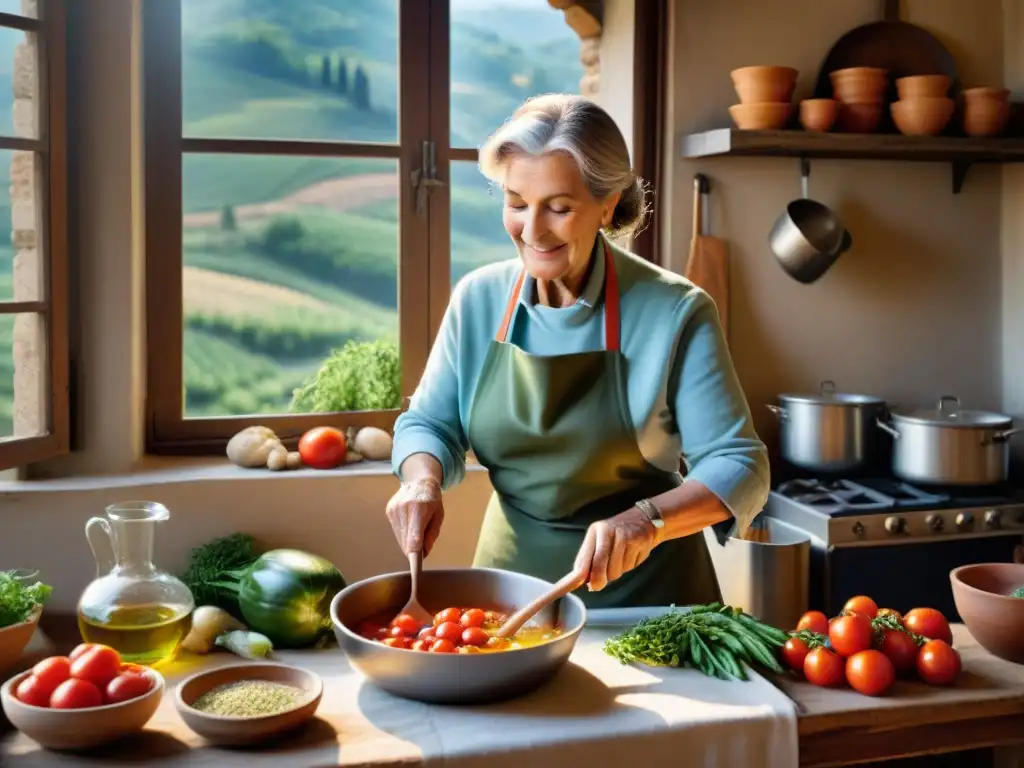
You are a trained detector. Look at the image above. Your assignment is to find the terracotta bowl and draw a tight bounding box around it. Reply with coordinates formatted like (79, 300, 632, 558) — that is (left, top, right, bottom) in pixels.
(731, 66, 798, 105)
(1, 667, 164, 750)
(963, 86, 1011, 103)
(799, 98, 838, 132)
(175, 662, 322, 746)
(0, 607, 41, 675)
(830, 67, 888, 104)
(963, 98, 1011, 137)
(950, 563, 1024, 664)
(835, 101, 883, 133)
(891, 97, 955, 136)
(895, 75, 951, 100)
(728, 102, 792, 131)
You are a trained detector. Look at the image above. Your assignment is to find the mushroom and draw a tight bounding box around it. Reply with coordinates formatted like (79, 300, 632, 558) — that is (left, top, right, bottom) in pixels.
(226, 426, 284, 468)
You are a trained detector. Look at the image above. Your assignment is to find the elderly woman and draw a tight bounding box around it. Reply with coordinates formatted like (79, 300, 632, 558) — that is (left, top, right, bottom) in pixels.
(385, 94, 769, 608)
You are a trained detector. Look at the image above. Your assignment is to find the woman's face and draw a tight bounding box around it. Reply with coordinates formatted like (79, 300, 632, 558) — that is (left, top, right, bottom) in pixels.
(501, 152, 620, 285)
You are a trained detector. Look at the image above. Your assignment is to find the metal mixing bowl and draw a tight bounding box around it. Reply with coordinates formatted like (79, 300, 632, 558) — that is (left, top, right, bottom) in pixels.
(330, 567, 587, 704)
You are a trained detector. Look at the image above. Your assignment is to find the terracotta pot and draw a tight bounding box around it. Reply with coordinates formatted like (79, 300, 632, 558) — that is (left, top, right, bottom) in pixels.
(895, 75, 951, 100)
(728, 102, 792, 131)
(891, 97, 955, 137)
(963, 98, 1011, 137)
(835, 101, 883, 133)
(731, 66, 798, 105)
(963, 87, 1010, 103)
(0, 607, 40, 674)
(950, 563, 1024, 664)
(799, 99, 838, 132)
(830, 67, 888, 104)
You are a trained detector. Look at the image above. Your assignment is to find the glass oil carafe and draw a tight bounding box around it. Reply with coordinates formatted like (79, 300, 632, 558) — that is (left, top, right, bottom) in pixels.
(77, 501, 195, 667)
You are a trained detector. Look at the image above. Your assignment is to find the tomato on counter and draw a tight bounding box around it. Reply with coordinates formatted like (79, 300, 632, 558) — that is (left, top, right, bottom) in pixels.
(903, 608, 953, 645)
(916, 639, 961, 685)
(845, 650, 895, 696)
(795, 611, 829, 636)
(15, 645, 154, 709)
(298, 426, 347, 469)
(828, 614, 873, 658)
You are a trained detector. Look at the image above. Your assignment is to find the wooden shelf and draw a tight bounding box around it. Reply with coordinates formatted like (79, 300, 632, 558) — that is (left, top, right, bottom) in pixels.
(680, 128, 1024, 193)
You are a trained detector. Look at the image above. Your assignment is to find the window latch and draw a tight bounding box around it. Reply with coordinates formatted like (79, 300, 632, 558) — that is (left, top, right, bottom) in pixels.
(410, 140, 445, 216)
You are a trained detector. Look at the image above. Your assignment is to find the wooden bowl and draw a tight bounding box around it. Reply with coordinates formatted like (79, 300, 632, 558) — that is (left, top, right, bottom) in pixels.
(963, 98, 1011, 137)
(0, 667, 164, 750)
(830, 67, 888, 104)
(835, 101, 883, 133)
(951, 563, 1024, 664)
(728, 102, 792, 131)
(895, 75, 951, 100)
(799, 99, 838, 132)
(0, 607, 41, 674)
(891, 97, 955, 136)
(730, 66, 798, 104)
(174, 662, 322, 746)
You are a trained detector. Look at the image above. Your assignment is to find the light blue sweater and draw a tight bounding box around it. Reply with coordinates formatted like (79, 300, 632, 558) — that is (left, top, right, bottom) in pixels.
(391, 237, 771, 531)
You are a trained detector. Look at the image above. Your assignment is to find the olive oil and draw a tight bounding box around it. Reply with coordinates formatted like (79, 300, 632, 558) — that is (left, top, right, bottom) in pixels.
(78, 603, 193, 667)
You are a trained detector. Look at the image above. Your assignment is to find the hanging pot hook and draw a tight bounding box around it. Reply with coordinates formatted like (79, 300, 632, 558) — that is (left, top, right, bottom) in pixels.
(799, 156, 811, 200)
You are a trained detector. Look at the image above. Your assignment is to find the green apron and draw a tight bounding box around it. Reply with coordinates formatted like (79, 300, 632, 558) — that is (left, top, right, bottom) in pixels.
(468, 240, 722, 609)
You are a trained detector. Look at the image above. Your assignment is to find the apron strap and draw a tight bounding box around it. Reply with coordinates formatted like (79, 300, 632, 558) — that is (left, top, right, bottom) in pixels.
(496, 240, 620, 351)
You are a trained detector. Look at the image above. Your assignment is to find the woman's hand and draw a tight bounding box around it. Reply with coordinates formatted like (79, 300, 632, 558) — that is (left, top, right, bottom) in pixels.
(385, 476, 445, 557)
(574, 507, 661, 592)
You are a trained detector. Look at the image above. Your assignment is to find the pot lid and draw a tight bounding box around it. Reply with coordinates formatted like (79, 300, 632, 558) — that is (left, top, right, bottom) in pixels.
(891, 396, 1013, 428)
(778, 380, 885, 406)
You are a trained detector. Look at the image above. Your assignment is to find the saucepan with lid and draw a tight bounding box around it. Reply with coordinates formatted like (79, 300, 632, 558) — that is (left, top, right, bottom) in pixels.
(767, 380, 887, 474)
(876, 395, 1021, 486)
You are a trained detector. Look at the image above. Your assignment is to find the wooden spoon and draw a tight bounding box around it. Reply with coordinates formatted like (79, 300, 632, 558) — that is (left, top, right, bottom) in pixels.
(493, 569, 587, 639)
(400, 551, 433, 625)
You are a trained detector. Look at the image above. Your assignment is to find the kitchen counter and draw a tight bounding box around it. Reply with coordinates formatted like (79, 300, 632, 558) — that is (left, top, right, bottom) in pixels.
(3, 622, 1024, 767)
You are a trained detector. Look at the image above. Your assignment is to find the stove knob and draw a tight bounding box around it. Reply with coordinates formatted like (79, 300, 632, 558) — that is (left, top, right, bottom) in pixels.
(984, 509, 1002, 529)
(852, 521, 865, 538)
(925, 514, 944, 532)
(956, 512, 975, 530)
(884, 516, 906, 534)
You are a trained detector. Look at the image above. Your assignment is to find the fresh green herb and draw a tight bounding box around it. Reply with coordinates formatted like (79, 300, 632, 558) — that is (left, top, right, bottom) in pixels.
(603, 603, 789, 681)
(1011, 585, 1024, 599)
(289, 340, 401, 414)
(181, 533, 259, 609)
(0, 570, 52, 629)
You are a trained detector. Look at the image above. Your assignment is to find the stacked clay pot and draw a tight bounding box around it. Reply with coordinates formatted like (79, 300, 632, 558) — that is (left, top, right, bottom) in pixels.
(728, 66, 797, 130)
(830, 67, 887, 133)
(961, 87, 1011, 138)
(891, 75, 955, 136)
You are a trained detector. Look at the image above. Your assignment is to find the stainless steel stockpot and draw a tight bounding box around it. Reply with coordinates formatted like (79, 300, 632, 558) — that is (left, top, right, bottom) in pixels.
(768, 380, 887, 474)
(877, 395, 1021, 486)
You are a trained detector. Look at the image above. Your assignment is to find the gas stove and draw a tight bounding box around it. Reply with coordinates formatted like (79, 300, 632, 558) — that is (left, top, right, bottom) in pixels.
(759, 476, 1024, 621)
(765, 477, 1024, 546)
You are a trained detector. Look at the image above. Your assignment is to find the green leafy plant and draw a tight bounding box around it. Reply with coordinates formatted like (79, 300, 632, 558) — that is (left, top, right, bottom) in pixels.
(181, 533, 259, 609)
(289, 339, 400, 413)
(0, 570, 52, 629)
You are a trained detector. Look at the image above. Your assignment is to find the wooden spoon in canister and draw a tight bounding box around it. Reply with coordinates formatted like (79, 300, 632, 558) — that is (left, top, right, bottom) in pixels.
(400, 551, 433, 625)
(493, 569, 588, 639)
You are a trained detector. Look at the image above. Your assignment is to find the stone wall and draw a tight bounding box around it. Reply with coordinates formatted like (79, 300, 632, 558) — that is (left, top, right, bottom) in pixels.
(547, 0, 602, 98)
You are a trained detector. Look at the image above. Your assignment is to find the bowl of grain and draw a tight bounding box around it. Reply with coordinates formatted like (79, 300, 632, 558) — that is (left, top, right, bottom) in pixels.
(174, 662, 323, 746)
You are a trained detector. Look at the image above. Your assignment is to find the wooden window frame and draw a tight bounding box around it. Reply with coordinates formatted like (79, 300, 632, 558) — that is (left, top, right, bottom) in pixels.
(0, 0, 70, 470)
(143, 0, 659, 455)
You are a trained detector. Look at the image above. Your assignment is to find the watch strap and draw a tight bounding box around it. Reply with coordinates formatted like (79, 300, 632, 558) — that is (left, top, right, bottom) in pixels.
(635, 498, 665, 528)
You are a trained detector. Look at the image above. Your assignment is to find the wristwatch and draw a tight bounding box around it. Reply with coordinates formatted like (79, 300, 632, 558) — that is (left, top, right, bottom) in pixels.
(635, 498, 665, 530)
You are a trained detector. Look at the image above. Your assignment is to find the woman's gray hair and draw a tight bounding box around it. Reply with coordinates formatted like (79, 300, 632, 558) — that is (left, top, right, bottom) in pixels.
(478, 93, 650, 239)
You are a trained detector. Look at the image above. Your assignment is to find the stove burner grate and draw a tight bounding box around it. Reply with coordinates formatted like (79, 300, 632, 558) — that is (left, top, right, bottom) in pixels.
(774, 478, 951, 516)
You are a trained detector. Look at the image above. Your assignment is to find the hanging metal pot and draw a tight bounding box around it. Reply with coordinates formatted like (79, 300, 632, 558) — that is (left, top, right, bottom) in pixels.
(767, 380, 887, 474)
(877, 395, 1021, 486)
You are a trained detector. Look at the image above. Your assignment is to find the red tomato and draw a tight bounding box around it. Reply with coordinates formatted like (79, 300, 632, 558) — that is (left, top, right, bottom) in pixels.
(411, 639, 432, 652)
(781, 637, 811, 671)
(50, 678, 103, 709)
(903, 608, 953, 645)
(297, 426, 347, 469)
(388, 625, 409, 639)
(430, 638, 457, 653)
(842, 595, 879, 619)
(916, 639, 961, 685)
(435, 621, 464, 644)
(382, 636, 412, 650)
(434, 607, 462, 626)
(417, 626, 435, 640)
(846, 650, 895, 696)
(803, 647, 845, 688)
(391, 613, 422, 637)
(829, 614, 873, 658)
(118, 662, 148, 677)
(30, 656, 71, 696)
(877, 629, 919, 676)
(461, 627, 489, 647)
(105, 672, 153, 704)
(460, 608, 486, 628)
(796, 611, 829, 635)
(70, 646, 122, 690)
(15, 675, 52, 707)
(69, 643, 101, 662)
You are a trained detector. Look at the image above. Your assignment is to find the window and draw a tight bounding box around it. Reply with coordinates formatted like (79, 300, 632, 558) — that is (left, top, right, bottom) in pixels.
(0, 0, 69, 471)
(144, 0, 655, 454)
